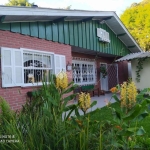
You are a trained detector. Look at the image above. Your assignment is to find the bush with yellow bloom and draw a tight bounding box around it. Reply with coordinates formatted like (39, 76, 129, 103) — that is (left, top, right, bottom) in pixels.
(120, 81, 137, 109)
(56, 71, 68, 89)
(78, 92, 91, 114)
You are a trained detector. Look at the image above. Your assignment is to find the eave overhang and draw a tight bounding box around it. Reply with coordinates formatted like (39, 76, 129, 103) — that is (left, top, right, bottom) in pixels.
(0, 5, 142, 53)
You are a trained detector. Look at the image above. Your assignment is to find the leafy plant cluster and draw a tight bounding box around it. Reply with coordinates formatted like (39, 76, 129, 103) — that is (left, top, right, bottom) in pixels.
(136, 57, 148, 82)
(100, 66, 107, 78)
(120, 0, 150, 51)
(0, 76, 150, 149)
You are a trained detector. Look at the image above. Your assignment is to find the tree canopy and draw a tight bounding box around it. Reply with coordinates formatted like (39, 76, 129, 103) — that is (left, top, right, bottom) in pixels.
(6, 0, 33, 7)
(120, 0, 150, 51)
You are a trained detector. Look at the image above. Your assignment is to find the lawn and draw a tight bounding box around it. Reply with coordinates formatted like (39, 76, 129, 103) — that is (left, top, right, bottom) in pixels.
(89, 102, 150, 137)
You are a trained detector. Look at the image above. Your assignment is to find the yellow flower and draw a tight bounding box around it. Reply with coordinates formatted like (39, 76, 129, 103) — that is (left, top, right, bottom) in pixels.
(78, 92, 91, 113)
(56, 71, 68, 89)
(120, 81, 137, 109)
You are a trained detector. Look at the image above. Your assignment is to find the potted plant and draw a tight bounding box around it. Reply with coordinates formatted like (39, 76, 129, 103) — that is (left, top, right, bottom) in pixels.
(100, 66, 107, 78)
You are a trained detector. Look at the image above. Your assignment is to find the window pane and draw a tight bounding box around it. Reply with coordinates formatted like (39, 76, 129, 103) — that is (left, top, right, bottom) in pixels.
(72, 63, 81, 83)
(23, 53, 33, 67)
(24, 69, 34, 83)
(72, 61, 95, 85)
(34, 53, 42, 68)
(82, 64, 88, 82)
(23, 51, 52, 84)
(43, 55, 51, 68)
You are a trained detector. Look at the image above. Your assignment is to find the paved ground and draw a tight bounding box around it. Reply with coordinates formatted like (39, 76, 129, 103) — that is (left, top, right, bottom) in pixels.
(64, 93, 119, 117)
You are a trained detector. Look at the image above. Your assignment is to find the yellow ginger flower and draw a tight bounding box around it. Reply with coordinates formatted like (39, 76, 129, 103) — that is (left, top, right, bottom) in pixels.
(56, 71, 68, 89)
(78, 92, 91, 114)
(120, 81, 137, 109)
(127, 82, 137, 108)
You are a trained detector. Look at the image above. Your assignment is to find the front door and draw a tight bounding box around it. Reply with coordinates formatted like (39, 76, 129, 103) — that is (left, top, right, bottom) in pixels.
(100, 63, 108, 91)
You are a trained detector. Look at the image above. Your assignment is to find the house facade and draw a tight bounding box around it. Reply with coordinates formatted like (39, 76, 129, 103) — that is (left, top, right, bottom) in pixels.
(0, 6, 141, 110)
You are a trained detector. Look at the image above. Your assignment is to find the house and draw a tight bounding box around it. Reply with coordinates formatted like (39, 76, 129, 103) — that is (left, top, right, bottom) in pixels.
(116, 52, 150, 90)
(0, 6, 142, 110)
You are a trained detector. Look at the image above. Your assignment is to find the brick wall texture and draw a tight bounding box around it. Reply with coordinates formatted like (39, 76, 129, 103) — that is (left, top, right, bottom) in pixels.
(0, 30, 72, 110)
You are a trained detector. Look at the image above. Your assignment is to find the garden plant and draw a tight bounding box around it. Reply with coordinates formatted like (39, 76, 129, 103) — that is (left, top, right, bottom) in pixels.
(0, 73, 150, 149)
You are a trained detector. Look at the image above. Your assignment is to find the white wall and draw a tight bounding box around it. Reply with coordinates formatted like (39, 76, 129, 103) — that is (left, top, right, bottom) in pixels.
(131, 58, 150, 90)
(128, 62, 132, 78)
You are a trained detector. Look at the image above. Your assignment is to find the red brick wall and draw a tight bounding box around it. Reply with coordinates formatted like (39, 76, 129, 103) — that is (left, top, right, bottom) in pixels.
(0, 30, 72, 110)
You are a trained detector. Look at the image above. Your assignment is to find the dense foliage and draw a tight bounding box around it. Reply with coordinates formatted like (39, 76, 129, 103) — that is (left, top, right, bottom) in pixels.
(0, 75, 150, 149)
(6, 0, 33, 6)
(120, 0, 150, 51)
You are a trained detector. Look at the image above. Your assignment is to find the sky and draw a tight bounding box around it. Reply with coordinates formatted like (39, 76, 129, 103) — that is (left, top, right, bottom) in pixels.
(0, 0, 142, 16)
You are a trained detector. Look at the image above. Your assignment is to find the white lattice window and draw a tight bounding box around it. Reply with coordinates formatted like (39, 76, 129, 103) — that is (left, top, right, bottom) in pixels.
(1, 47, 66, 87)
(23, 51, 53, 84)
(72, 60, 96, 85)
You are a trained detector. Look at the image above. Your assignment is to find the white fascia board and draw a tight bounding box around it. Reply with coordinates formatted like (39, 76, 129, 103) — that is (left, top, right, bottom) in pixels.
(0, 6, 114, 17)
(112, 13, 142, 52)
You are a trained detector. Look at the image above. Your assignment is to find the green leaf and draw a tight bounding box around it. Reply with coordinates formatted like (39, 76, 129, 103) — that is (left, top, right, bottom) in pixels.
(62, 94, 76, 107)
(62, 84, 78, 94)
(119, 130, 134, 136)
(111, 108, 121, 120)
(137, 110, 149, 121)
(63, 104, 77, 112)
(64, 104, 77, 120)
(75, 107, 80, 118)
(122, 104, 141, 121)
(90, 101, 97, 108)
(112, 94, 120, 103)
(136, 126, 146, 135)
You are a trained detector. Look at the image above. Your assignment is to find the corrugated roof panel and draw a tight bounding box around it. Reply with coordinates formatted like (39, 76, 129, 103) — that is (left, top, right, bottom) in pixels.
(115, 52, 144, 62)
(137, 52, 150, 58)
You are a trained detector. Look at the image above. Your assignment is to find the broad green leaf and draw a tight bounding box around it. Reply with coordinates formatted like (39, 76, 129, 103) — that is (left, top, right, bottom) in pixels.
(137, 110, 149, 121)
(64, 105, 77, 120)
(75, 108, 80, 118)
(122, 104, 141, 121)
(136, 126, 146, 135)
(62, 84, 78, 94)
(112, 94, 120, 103)
(63, 104, 77, 112)
(63, 94, 76, 107)
(90, 101, 97, 108)
(111, 108, 121, 120)
(119, 130, 134, 136)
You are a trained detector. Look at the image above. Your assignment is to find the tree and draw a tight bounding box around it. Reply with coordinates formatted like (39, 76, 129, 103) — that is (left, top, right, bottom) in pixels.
(6, 0, 33, 7)
(120, 0, 150, 51)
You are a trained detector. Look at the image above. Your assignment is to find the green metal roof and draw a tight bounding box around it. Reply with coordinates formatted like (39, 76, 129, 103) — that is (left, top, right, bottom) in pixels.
(0, 6, 142, 54)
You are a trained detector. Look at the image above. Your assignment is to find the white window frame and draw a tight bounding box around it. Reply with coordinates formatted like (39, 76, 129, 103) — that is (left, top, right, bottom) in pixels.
(72, 60, 96, 85)
(21, 48, 54, 87)
(1, 47, 66, 88)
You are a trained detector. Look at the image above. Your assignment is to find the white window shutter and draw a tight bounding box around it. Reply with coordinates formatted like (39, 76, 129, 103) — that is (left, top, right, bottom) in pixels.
(1, 47, 23, 87)
(14, 49, 23, 86)
(54, 54, 66, 75)
(1, 47, 14, 87)
(60, 55, 66, 72)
